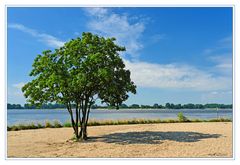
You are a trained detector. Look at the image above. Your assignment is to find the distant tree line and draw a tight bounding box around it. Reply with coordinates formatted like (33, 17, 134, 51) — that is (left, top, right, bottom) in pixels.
(92, 103, 232, 109)
(6, 102, 232, 109)
(7, 103, 24, 109)
(7, 103, 66, 109)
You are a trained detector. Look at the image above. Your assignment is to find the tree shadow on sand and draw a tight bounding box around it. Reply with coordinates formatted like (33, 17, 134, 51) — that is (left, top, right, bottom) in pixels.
(89, 131, 221, 145)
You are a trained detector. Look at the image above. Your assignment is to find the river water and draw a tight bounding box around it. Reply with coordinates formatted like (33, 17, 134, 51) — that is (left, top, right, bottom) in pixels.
(7, 109, 232, 126)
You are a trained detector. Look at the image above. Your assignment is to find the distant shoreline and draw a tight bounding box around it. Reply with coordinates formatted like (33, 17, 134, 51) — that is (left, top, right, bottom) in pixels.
(7, 103, 232, 110)
(7, 108, 233, 110)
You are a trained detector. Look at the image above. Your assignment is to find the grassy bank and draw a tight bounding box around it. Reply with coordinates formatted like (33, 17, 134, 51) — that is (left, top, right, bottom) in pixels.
(7, 118, 232, 131)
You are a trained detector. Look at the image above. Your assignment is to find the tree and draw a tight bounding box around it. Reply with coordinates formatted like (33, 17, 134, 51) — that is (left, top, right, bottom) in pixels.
(174, 104, 182, 109)
(119, 104, 128, 109)
(165, 103, 171, 109)
(22, 32, 136, 140)
(153, 103, 159, 109)
(130, 104, 140, 108)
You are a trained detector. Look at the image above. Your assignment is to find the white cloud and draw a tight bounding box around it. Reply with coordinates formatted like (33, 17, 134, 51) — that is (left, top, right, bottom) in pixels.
(12, 82, 25, 89)
(208, 55, 232, 76)
(124, 60, 231, 91)
(8, 23, 65, 48)
(203, 36, 232, 54)
(84, 7, 108, 18)
(218, 36, 232, 45)
(84, 8, 145, 59)
(210, 91, 232, 95)
(203, 36, 232, 79)
(12, 82, 25, 97)
(201, 90, 232, 103)
(216, 63, 232, 70)
(8, 83, 26, 104)
(150, 34, 166, 43)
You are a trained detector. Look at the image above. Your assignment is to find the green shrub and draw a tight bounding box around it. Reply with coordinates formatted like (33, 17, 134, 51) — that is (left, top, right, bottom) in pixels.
(18, 124, 27, 130)
(30, 123, 38, 129)
(209, 118, 231, 122)
(37, 123, 44, 128)
(11, 126, 19, 131)
(63, 122, 72, 127)
(53, 120, 62, 128)
(156, 119, 162, 123)
(177, 112, 189, 122)
(45, 121, 53, 128)
(90, 120, 101, 126)
(163, 119, 178, 123)
(191, 119, 202, 122)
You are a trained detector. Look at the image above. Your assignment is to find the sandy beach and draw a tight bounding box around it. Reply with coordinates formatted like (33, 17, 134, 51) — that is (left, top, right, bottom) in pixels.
(7, 122, 232, 158)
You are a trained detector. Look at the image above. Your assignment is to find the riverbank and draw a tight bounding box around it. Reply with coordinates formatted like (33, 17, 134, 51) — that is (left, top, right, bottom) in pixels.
(7, 122, 232, 158)
(7, 118, 231, 131)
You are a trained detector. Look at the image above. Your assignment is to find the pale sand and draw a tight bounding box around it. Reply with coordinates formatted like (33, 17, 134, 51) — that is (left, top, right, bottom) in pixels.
(7, 122, 232, 158)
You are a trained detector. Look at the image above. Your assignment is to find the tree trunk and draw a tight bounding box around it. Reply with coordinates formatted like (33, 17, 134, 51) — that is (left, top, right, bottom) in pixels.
(80, 122, 88, 140)
(79, 99, 88, 140)
(83, 106, 91, 140)
(66, 100, 91, 141)
(66, 104, 78, 139)
(75, 103, 79, 139)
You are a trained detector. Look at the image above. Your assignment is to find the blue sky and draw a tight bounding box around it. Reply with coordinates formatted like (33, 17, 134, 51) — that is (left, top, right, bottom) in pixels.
(7, 7, 233, 105)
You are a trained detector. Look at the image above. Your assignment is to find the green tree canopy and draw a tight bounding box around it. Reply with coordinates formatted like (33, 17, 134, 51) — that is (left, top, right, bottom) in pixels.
(22, 32, 136, 140)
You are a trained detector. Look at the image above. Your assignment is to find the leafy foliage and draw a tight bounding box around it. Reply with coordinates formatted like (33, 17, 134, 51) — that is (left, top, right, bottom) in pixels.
(177, 112, 189, 122)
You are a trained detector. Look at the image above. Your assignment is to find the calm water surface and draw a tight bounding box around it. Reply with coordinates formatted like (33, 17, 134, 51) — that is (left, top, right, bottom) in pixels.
(7, 109, 232, 126)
